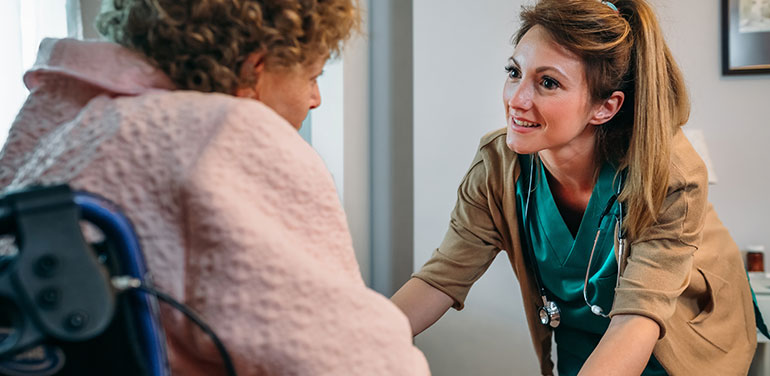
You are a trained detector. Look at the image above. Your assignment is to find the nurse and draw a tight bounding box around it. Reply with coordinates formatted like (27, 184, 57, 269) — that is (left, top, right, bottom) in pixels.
(391, 0, 761, 375)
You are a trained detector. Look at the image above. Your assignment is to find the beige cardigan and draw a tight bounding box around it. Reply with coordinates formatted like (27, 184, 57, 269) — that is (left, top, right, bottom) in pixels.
(414, 128, 756, 375)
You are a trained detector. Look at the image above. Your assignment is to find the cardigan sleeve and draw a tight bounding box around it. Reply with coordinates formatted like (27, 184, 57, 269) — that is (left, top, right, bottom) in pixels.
(413, 144, 505, 310)
(609, 154, 709, 339)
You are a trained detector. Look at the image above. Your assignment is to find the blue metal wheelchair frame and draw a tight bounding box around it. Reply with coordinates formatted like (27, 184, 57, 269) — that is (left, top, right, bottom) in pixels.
(0, 185, 170, 376)
(0, 184, 235, 375)
(75, 192, 170, 376)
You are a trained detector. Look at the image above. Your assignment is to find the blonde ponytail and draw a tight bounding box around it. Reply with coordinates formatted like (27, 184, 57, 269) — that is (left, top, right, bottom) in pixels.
(617, 0, 690, 239)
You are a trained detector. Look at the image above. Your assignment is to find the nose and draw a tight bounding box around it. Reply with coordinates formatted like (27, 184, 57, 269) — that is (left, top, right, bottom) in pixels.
(505, 81, 533, 112)
(309, 83, 321, 110)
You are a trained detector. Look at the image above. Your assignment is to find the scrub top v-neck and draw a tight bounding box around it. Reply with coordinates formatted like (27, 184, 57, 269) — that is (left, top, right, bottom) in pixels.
(515, 154, 666, 376)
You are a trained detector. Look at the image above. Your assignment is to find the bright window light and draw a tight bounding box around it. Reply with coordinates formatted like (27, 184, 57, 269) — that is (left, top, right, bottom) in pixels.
(0, 0, 74, 145)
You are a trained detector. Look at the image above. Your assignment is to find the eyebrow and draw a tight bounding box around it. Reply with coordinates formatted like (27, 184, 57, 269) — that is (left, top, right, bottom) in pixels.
(511, 57, 569, 80)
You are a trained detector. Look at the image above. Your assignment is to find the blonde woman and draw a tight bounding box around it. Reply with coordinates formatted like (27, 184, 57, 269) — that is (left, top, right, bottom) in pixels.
(393, 0, 760, 375)
(0, 0, 429, 375)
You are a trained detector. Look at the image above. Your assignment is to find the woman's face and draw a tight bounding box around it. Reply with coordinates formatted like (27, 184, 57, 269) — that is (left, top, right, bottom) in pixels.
(503, 25, 603, 157)
(244, 56, 326, 129)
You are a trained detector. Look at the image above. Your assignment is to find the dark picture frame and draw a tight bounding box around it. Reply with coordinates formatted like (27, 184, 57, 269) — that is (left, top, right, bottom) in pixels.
(722, 0, 770, 75)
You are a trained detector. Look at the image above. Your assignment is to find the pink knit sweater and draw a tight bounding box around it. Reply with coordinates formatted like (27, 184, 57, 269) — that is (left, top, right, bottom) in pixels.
(0, 38, 429, 376)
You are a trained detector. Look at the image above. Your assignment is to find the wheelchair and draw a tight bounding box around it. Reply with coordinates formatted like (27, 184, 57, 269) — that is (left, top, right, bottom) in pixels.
(0, 184, 235, 375)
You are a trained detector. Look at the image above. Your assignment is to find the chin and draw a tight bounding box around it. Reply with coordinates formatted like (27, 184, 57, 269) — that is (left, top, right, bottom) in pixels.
(286, 118, 303, 130)
(506, 129, 534, 154)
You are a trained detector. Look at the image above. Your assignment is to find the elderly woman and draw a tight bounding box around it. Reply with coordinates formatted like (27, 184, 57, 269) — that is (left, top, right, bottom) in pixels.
(0, 0, 429, 375)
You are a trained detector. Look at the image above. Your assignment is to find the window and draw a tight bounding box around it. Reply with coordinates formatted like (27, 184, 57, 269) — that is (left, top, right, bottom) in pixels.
(0, 0, 80, 144)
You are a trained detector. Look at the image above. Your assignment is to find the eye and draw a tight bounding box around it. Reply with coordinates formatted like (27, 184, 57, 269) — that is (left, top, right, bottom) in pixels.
(504, 65, 521, 80)
(541, 76, 560, 90)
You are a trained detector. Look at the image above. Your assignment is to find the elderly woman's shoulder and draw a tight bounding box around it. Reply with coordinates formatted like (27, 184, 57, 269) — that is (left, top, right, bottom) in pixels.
(112, 90, 293, 133)
(92, 90, 304, 173)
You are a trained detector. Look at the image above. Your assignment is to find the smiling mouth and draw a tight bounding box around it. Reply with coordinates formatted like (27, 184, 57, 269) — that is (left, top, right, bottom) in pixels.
(513, 118, 541, 128)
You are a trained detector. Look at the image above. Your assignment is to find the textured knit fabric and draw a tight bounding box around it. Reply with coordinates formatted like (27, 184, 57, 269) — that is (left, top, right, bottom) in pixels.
(0, 38, 430, 376)
(413, 128, 756, 376)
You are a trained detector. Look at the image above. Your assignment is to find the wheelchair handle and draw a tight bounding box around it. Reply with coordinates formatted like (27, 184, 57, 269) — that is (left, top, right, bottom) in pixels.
(0, 185, 115, 358)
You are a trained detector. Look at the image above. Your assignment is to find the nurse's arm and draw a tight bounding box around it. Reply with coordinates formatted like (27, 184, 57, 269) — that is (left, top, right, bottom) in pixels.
(578, 314, 660, 376)
(391, 278, 454, 336)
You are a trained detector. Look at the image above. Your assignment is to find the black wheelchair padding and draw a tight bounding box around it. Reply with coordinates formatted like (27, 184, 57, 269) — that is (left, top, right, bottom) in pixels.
(0, 185, 153, 375)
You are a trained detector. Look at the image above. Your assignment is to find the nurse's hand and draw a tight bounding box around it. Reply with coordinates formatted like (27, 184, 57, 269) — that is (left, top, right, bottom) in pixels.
(578, 314, 660, 376)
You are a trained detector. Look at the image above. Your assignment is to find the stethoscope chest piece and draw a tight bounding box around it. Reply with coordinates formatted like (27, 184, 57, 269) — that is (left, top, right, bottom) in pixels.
(523, 155, 625, 328)
(538, 299, 561, 328)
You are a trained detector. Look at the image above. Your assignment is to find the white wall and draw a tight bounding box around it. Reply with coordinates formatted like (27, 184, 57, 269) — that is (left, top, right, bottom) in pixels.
(311, 6, 371, 284)
(413, 1, 539, 374)
(340, 20, 371, 285)
(413, 0, 770, 375)
(312, 59, 345, 198)
(654, 1, 770, 251)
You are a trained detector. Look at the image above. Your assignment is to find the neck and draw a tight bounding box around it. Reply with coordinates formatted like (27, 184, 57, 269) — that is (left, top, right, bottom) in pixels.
(536, 128, 600, 236)
(538, 139, 599, 236)
(538, 142, 599, 195)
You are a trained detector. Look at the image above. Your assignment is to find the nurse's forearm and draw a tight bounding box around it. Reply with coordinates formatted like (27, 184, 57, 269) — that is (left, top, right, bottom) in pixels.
(391, 278, 454, 336)
(578, 314, 660, 376)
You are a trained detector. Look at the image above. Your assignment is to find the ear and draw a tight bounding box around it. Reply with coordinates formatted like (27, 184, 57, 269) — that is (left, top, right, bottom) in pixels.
(234, 51, 267, 99)
(588, 90, 625, 126)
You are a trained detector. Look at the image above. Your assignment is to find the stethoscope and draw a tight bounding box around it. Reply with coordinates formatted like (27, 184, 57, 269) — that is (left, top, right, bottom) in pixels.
(521, 155, 626, 328)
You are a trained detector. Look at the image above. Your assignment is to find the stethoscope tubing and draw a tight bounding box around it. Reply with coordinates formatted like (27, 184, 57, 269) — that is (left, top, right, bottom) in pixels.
(523, 154, 626, 324)
(522, 155, 549, 299)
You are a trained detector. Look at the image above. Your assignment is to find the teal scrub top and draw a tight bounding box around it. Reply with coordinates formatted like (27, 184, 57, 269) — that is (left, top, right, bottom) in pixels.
(516, 155, 666, 376)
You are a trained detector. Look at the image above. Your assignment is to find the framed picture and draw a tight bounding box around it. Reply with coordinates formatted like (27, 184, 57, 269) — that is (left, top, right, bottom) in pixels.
(722, 0, 770, 75)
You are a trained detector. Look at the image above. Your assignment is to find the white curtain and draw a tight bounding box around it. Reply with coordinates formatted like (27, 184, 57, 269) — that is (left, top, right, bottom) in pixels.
(0, 0, 82, 145)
